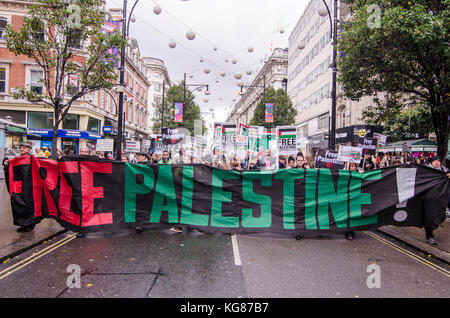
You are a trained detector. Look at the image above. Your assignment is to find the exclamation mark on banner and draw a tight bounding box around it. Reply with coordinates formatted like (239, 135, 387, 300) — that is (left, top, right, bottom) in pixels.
(394, 168, 417, 222)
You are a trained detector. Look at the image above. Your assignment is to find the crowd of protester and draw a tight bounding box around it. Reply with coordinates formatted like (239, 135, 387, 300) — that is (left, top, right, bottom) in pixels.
(2, 141, 449, 242)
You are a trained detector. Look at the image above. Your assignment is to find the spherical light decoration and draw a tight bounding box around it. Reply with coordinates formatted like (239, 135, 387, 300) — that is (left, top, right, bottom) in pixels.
(153, 5, 162, 15)
(231, 58, 238, 64)
(237, 81, 244, 87)
(232, 98, 237, 102)
(246, 69, 252, 75)
(225, 59, 229, 63)
(216, 80, 219, 83)
(279, 27, 284, 34)
(220, 72, 226, 77)
(234, 73, 242, 80)
(186, 30, 196, 40)
(318, 6, 328, 17)
(213, 46, 217, 51)
(189, 74, 194, 78)
(248, 46, 254, 53)
(200, 58, 204, 63)
(204, 68, 211, 74)
(297, 40, 305, 50)
(203, 98, 209, 103)
(169, 40, 176, 49)
(130, 16, 136, 23)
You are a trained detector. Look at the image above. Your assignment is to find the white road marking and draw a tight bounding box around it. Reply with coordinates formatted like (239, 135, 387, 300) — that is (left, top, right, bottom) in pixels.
(231, 233, 242, 266)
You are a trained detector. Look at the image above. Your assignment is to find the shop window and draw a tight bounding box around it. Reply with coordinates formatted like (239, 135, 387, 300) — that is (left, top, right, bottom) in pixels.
(62, 114, 79, 130)
(28, 111, 53, 129)
(87, 117, 100, 133)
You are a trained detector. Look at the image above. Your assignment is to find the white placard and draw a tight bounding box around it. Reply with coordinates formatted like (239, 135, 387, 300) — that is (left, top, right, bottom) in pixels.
(96, 139, 114, 152)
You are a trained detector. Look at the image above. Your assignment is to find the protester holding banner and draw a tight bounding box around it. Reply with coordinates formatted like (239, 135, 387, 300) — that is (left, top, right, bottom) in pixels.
(287, 156, 296, 169)
(158, 150, 173, 164)
(2, 157, 9, 194)
(296, 154, 304, 168)
(259, 149, 276, 170)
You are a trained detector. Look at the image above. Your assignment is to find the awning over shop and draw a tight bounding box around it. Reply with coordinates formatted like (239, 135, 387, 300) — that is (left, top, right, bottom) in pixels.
(379, 139, 437, 153)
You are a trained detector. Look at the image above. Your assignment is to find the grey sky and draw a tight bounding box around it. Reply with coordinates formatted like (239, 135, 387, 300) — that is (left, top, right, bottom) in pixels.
(105, 0, 309, 127)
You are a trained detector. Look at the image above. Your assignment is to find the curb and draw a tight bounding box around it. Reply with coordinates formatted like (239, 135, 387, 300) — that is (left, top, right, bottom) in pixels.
(0, 229, 68, 264)
(377, 226, 450, 265)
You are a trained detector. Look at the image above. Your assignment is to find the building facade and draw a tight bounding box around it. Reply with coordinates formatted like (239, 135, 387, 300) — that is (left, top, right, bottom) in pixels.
(288, 0, 380, 154)
(142, 56, 172, 135)
(226, 47, 289, 125)
(0, 2, 151, 155)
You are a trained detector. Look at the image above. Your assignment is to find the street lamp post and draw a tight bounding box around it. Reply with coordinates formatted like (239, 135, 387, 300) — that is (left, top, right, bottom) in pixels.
(181, 73, 210, 128)
(239, 75, 266, 127)
(319, 0, 338, 150)
(116, 0, 140, 161)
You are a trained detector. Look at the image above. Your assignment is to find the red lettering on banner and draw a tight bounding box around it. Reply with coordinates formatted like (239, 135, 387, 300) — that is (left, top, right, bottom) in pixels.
(8, 156, 31, 195)
(59, 161, 81, 226)
(80, 161, 113, 227)
(32, 158, 59, 218)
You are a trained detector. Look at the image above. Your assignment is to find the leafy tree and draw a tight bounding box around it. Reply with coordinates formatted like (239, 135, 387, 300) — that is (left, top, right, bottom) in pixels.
(338, 0, 449, 160)
(6, 0, 125, 159)
(249, 87, 297, 129)
(152, 83, 207, 136)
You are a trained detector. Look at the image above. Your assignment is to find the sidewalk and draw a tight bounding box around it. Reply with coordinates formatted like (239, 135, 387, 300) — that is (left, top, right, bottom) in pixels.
(0, 182, 66, 263)
(378, 218, 450, 265)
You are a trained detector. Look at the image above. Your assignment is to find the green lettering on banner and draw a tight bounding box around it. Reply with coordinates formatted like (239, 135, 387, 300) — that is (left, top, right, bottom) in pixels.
(274, 169, 304, 230)
(211, 169, 240, 228)
(305, 169, 318, 229)
(242, 171, 272, 228)
(317, 170, 349, 229)
(349, 170, 381, 227)
(124, 163, 155, 223)
(180, 166, 209, 226)
(150, 165, 179, 224)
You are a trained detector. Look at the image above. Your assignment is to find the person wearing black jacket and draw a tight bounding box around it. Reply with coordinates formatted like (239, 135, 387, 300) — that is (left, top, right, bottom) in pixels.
(2, 157, 9, 194)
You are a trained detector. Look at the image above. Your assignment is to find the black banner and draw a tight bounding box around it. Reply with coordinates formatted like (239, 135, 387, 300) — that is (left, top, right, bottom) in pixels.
(6, 156, 449, 234)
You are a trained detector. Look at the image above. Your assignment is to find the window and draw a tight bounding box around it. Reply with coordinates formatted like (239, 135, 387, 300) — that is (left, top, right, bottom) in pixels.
(318, 114, 329, 130)
(0, 68, 6, 93)
(63, 114, 79, 130)
(67, 74, 79, 96)
(28, 112, 53, 129)
(0, 17, 7, 41)
(30, 70, 44, 94)
(87, 117, 100, 133)
(67, 31, 82, 49)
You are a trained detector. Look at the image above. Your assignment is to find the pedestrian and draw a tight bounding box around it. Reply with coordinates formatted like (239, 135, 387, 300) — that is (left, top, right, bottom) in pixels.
(135, 152, 150, 164)
(296, 154, 304, 168)
(425, 156, 450, 245)
(151, 152, 159, 163)
(34, 148, 43, 158)
(2, 157, 10, 194)
(121, 155, 129, 163)
(302, 155, 315, 169)
(79, 146, 90, 156)
(278, 155, 286, 169)
(259, 149, 276, 170)
(287, 156, 296, 169)
(158, 150, 173, 164)
(344, 161, 363, 240)
(15, 142, 38, 232)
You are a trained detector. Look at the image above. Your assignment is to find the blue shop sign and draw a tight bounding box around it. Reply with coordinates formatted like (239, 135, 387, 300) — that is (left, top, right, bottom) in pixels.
(58, 129, 83, 138)
(102, 126, 113, 133)
(83, 131, 103, 140)
(26, 128, 53, 137)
